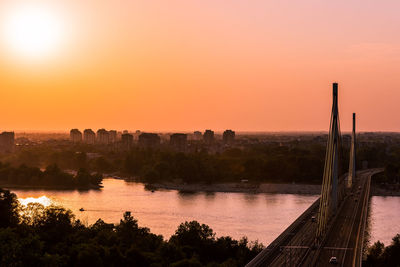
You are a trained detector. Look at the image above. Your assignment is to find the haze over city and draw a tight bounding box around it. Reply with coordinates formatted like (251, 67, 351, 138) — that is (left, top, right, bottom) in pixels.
(1, 0, 400, 132)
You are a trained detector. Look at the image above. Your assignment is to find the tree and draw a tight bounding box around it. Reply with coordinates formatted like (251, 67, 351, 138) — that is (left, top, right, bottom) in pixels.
(383, 234, 400, 266)
(35, 206, 74, 244)
(365, 235, 400, 266)
(171, 221, 215, 246)
(0, 188, 19, 228)
(170, 221, 216, 262)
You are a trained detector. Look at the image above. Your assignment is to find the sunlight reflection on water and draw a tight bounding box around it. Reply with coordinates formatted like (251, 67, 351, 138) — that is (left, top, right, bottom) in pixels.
(19, 196, 52, 207)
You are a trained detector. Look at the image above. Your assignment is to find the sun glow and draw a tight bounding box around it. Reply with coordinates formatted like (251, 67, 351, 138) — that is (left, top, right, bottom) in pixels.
(2, 4, 65, 61)
(19, 196, 52, 207)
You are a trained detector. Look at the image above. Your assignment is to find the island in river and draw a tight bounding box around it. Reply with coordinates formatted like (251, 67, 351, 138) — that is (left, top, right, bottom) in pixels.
(0, 162, 103, 190)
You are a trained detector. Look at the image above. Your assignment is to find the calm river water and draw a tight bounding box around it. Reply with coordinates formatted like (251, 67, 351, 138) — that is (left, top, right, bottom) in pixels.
(11, 178, 400, 246)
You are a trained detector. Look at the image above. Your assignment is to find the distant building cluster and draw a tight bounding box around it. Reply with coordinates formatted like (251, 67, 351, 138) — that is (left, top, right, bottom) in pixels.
(70, 128, 163, 149)
(70, 128, 120, 145)
(0, 131, 15, 153)
(69, 128, 236, 152)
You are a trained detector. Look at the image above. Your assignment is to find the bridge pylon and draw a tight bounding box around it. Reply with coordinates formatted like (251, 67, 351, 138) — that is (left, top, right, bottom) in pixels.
(347, 113, 356, 188)
(316, 83, 344, 242)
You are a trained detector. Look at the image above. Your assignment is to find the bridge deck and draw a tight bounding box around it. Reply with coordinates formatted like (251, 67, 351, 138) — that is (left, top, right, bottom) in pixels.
(245, 197, 319, 266)
(246, 169, 381, 267)
(304, 169, 376, 266)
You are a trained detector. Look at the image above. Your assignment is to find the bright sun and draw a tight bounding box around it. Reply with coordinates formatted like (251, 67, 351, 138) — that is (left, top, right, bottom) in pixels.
(2, 5, 64, 60)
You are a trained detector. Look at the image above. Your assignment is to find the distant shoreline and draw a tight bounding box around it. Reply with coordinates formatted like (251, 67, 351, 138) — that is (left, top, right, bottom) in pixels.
(2, 179, 399, 196)
(371, 186, 400, 197)
(0, 183, 101, 191)
(148, 182, 400, 196)
(148, 182, 322, 195)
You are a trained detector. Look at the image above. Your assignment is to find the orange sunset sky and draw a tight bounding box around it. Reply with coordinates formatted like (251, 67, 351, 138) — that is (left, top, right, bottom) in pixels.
(0, 0, 399, 132)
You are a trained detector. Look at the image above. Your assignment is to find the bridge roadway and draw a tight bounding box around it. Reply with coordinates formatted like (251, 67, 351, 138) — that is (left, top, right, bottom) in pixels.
(246, 169, 382, 267)
(303, 169, 381, 266)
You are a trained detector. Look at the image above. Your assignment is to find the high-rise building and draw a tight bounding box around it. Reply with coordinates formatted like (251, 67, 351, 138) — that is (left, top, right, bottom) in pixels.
(83, 129, 96, 144)
(203, 130, 214, 145)
(0, 132, 15, 153)
(97, 129, 109, 144)
(109, 130, 117, 143)
(122, 133, 133, 148)
(223, 129, 235, 144)
(70, 129, 82, 143)
(193, 131, 202, 141)
(138, 133, 160, 148)
(170, 133, 187, 150)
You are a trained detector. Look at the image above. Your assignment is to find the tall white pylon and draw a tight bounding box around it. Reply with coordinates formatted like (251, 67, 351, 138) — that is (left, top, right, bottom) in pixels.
(347, 113, 356, 188)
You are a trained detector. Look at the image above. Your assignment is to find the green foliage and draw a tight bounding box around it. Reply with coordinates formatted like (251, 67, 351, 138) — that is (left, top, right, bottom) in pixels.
(0, 188, 19, 227)
(0, 188, 264, 266)
(169, 221, 263, 265)
(365, 235, 400, 266)
(120, 144, 327, 184)
(0, 162, 102, 189)
(4, 136, 400, 185)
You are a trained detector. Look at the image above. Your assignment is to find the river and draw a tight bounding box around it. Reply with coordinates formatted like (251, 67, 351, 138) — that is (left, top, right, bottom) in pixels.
(11, 178, 400, 246)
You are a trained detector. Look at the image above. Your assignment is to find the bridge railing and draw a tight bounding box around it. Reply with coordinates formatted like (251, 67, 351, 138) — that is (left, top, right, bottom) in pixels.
(352, 169, 382, 266)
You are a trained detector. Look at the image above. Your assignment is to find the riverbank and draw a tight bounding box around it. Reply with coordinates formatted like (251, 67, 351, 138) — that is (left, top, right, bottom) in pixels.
(371, 185, 400, 196)
(149, 182, 322, 194)
(148, 182, 400, 196)
(0, 182, 102, 191)
(4, 177, 398, 196)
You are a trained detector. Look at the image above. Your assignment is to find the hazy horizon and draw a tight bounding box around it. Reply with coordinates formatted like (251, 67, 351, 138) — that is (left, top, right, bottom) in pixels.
(9, 129, 400, 135)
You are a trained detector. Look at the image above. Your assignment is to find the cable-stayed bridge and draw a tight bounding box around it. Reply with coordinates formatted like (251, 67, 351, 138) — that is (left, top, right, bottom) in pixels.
(246, 83, 383, 267)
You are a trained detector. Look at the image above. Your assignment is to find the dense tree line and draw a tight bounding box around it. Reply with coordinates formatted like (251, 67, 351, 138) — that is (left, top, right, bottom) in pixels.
(0, 188, 263, 266)
(123, 145, 327, 184)
(373, 147, 400, 185)
(364, 235, 400, 266)
(0, 162, 102, 189)
(3, 140, 400, 185)
(121, 142, 400, 184)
